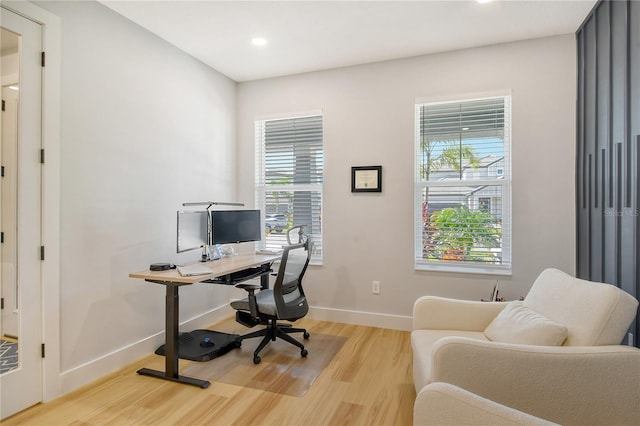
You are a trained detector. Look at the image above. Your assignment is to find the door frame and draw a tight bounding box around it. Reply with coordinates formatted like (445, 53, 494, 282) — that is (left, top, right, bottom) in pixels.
(2, 0, 61, 403)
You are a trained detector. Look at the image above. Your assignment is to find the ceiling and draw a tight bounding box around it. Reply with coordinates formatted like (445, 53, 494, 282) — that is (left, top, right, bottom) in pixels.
(100, 0, 597, 82)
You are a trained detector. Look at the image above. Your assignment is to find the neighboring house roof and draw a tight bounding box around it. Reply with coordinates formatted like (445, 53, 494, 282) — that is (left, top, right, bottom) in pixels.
(433, 154, 503, 174)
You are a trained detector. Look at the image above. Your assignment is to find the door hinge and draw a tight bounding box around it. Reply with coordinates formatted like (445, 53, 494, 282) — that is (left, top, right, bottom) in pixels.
(1, 231, 3, 243)
(40, 149, 45, 164)
(1, 298, 4, 310)
(41, 343, 46, 358)
(41, 51, 45, 67)
(40, 246, 45, 261)
(1, 165, 4, 177)
(1, 99, 5, 111)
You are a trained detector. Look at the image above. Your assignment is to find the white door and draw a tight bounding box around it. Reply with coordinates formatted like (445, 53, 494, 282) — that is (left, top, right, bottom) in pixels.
(0, 6, 43, 419)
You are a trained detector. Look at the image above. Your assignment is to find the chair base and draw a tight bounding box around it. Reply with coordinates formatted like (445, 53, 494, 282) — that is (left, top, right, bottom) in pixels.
(235, 318, 310, 364)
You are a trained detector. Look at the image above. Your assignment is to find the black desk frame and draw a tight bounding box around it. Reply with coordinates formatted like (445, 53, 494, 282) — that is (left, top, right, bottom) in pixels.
(136, 262, 273, 388)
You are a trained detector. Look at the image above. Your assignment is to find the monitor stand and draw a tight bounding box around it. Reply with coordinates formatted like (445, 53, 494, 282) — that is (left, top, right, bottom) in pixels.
(201, 244, 221, 262)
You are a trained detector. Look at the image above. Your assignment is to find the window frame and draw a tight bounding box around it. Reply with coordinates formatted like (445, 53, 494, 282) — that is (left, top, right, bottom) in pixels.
(414, 94, 512, 275)
(255, 111, 324, 264)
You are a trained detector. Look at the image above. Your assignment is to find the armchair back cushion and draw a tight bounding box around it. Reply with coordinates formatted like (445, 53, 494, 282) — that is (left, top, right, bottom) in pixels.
(523, 268, 638, 346)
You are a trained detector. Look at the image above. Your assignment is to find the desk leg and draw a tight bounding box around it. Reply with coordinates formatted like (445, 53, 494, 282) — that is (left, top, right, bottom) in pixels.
(165, 284, 179, 378)
(137, 283, 210, 388)
(260, 263, 271, 289)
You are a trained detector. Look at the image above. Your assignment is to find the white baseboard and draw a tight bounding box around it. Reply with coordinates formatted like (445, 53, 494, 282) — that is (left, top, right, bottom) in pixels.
(58, 304, 410, 396)
(59, 304, 234, 396)
(307, 306, 412, 331)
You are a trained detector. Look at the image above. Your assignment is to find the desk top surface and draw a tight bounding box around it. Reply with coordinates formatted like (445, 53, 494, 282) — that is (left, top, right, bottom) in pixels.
(129, 252, 281, 285)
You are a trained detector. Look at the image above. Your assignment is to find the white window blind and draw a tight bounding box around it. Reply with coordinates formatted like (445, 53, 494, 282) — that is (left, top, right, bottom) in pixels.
(415, 96, 511, 274)
(256, 114, 323, 262)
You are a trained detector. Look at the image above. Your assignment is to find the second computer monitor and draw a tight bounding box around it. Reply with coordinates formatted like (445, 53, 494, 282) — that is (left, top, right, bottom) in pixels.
(176, 210, 208, 253)
(211, 209, 261, 245)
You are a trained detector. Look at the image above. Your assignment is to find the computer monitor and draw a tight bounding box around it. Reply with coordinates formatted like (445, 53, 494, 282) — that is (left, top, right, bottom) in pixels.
(176, 210, 208, 253)
(210, 209, 261, 245)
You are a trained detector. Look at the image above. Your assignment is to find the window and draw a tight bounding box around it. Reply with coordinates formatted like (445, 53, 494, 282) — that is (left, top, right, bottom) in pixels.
(415, 95, 511, 274)
(256, 114, 323, 262)
(478, 197, 491, 212)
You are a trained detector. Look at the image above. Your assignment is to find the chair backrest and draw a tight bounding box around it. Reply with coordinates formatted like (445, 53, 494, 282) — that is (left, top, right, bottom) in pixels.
(286, 225, 309, 245)
(272, 239, 312, 320)
(523, 268, 639, 346)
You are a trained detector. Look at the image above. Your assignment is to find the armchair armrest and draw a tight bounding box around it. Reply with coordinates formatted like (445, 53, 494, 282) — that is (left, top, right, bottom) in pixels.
(413, 296, 507, 331)
(430, 337, 640, 425)
(414, 382, 557, 426)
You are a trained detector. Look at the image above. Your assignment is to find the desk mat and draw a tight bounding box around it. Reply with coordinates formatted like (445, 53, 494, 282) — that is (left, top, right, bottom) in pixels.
(155, 330, 239, 362)
(182, 333, 347, 397)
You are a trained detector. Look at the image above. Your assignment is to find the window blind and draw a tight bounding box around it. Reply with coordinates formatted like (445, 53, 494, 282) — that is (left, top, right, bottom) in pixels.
(415, 96, 511, 273)
(256, 115, 323, 261)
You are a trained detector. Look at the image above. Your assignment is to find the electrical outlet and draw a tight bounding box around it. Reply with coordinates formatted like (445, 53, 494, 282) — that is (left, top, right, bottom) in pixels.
(372, 280, 380, 294)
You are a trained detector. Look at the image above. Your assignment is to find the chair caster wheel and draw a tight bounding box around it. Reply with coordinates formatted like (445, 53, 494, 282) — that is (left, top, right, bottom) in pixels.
(253, 356, 261, 364)
(303, 332, 310, 339)
(301, 349, 308, 357)
(234, 340, 242, 348)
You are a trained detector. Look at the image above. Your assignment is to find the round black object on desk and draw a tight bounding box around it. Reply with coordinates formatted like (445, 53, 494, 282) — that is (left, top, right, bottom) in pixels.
(150, 263, 175, 271)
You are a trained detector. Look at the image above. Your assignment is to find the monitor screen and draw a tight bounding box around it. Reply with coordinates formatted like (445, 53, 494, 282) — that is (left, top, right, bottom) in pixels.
(211, 209, 261, 245)
(176, 210, 208, 253)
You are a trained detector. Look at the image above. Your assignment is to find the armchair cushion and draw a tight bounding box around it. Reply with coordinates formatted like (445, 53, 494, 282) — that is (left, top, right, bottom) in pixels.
(484, 301, 568, 346)
(523, 268, 638, 346)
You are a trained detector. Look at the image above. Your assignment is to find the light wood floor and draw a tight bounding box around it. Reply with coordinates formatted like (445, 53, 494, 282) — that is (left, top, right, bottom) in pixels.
(4, 318, 415, 425)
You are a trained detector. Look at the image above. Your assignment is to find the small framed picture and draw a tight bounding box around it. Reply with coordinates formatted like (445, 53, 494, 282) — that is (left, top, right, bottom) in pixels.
(351, 165, 382, 193)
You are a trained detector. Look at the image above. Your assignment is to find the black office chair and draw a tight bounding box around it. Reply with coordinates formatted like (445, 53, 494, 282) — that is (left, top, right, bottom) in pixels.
(231, 239, 312, 364)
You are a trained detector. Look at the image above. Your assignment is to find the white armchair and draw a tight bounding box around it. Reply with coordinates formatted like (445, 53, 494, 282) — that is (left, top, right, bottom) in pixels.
(415, 382, 557, 425)
(412, 268, 640, 425)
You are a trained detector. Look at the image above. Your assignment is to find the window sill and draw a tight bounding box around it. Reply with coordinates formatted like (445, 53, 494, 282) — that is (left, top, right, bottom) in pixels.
(415, 260, 512, 276)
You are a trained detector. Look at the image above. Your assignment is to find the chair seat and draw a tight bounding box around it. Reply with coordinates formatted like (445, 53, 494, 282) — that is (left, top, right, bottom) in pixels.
(231, 289, 277, 316)
(231, 288, 306, 318)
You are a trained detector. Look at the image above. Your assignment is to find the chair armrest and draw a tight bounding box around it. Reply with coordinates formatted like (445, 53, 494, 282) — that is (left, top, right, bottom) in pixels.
(414, 382, 557, 426)
(235, 283, 261, 291)
(233, 284, 262, 318)
(430, 337, 640, 425)
(413, 296, 507, 331)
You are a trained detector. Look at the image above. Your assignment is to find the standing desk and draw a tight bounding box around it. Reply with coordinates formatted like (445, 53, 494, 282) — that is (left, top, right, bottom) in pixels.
(129, 252, 281, 388)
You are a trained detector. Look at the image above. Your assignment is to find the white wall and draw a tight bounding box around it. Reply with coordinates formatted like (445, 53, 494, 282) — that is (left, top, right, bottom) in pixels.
(237, 35, 576, 325)
(36, 1, 237, 388)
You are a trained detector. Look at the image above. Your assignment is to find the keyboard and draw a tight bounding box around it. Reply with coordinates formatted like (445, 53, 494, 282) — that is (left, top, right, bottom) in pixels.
(177, 264, 214, 277)
(256, 249, 282, 255)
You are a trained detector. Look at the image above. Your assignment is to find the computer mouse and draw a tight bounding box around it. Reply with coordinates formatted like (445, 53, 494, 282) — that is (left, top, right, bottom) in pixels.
(200, 337, 215, 348)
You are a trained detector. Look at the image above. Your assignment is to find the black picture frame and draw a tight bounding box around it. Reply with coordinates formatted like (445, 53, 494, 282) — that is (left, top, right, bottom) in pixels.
(351, 165, 382, 193)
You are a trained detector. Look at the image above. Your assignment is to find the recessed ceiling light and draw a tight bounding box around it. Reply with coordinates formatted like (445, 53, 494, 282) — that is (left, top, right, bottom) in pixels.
(476, 0, 493, 3)
(251, 37, 267, 46)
